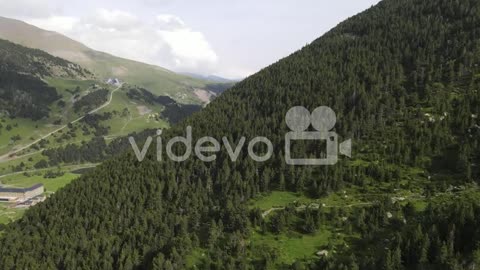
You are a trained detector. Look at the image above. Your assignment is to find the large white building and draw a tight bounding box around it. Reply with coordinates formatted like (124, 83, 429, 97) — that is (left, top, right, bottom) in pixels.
(0, 184, 44, 202)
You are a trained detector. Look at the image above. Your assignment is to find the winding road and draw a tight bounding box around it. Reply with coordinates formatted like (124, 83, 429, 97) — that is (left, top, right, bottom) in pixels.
(0, 163, 99, 179)
(0, 84, 123, 163)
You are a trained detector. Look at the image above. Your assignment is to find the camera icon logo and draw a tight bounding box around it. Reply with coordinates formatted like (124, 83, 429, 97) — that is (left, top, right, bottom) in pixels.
(285, 106, 351, 165)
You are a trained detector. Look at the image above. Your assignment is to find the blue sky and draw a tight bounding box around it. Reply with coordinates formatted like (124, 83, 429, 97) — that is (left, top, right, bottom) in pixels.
(1, 0, 381, 78)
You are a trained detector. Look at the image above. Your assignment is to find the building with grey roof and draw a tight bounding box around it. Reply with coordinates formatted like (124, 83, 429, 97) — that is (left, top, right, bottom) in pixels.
(0, 184, 44, 202)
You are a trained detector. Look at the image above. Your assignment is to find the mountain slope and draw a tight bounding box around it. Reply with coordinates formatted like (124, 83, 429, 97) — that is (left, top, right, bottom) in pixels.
(0, 16, 209, 104)
(0, 0, 479, 269)
(0, 38, 91, 79)
(0, 38, 94, 120)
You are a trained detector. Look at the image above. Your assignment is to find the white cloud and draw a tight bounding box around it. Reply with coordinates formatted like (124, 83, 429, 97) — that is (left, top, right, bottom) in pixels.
(89, 9, 141, 31)
(25, 9, 219, 75)
(156, 14, 186, 30)
(159, 28, 218, 71)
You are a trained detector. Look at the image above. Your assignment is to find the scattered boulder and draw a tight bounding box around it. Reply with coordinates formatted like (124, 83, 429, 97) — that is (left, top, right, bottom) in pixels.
(316, 250, 329, 257)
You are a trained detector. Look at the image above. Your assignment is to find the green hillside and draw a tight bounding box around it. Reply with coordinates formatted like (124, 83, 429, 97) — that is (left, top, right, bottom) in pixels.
(0, 40, 200, 185)
(0, 34, 206, 158)
(0, 0, 479, 269)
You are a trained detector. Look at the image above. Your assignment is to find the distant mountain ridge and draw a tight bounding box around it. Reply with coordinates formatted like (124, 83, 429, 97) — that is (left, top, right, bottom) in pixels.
(181, 72, 240, 83)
